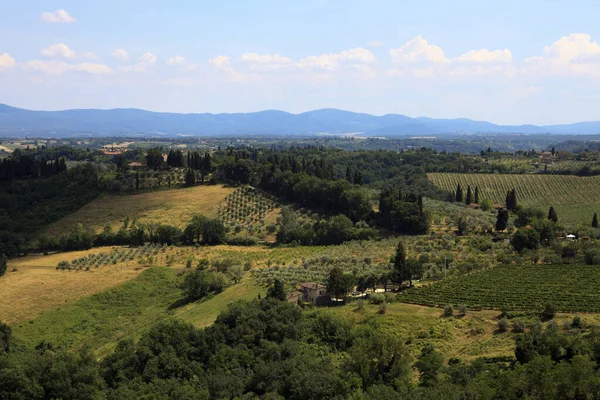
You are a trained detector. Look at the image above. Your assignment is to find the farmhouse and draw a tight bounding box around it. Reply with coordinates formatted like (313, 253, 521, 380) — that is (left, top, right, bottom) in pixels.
(299, 282, 330, 305)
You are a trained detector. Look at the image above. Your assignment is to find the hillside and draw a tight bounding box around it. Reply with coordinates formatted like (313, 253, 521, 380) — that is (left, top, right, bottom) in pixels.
(428, 172, 600, 225)
(4, 103, 600, 137)
(45, 185, 235, 235)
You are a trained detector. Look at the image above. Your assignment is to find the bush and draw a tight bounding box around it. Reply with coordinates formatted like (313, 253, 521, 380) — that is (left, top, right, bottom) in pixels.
(562, 243, 579, 259)
(227, 235, 259, 246)
(443, 305, 454, 317)
(355, 299, 365, 311)
(378, 302, 388, 314)
(368, 293, 385, 305)
(541, 303, 556, 321)
(512, 319, 526, 333)
(571, 315, 583, 329)
(458, 305, 468, 316)
(498, 318, 509, 332)
(480, 199, 492, 211)
(384, 292, 396, 304)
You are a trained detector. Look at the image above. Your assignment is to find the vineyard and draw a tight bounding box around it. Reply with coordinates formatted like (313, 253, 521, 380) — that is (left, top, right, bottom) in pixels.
(399, 264, 600, 312)
(427, 172, 600, 224)
(217, 186, 279, 236)
(56, 243, 165, 271)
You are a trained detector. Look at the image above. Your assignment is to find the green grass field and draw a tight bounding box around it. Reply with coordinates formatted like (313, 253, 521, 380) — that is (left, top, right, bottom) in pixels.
(399, 264, 600, 312)
(428, 172, 600, 225)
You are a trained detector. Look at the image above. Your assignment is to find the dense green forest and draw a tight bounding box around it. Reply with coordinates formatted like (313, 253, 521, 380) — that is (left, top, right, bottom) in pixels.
(2, 296, 600, 399)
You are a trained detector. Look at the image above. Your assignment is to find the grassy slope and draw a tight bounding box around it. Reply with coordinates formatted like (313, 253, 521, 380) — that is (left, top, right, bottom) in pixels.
(334, 302, 516, 361)
(3, 248, 145, 324)
(427, 172, 600, 225)
(44, 184, 235, 235)
(12, 267, 182, 357)
(175, 275, 262, 328)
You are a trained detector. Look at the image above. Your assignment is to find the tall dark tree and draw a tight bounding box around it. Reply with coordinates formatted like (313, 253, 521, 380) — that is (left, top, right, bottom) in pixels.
(267, 278, 286, 301)
(506, 189, 517, 210)
(496, 209, 509, 232)
(551, 147, 556, 156)
(146, 148, 164, 170)
(547, 206, 558, 223)
(393, 241, 408, 286)
(474, 186, 479, 204)
(418, 195, 424, 216)
(455, 184, 463, 203)
(326, 265, 353, 300)
(345, 166, 353, 183)
(593, 213, 599, 229)
(466, 185, 473, 205)
(185, 169, 195, 186)
(353, 170, 364, 185)
(135, 171, 140, 191)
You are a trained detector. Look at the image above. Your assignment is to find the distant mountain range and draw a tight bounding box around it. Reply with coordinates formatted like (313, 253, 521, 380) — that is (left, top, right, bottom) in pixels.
(1, 103, 600, 137)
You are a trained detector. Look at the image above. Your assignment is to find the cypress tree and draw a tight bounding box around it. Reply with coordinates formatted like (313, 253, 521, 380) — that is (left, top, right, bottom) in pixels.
(548, 206, 558, 223)
(394, 241, 407, 286)
(456, 184, 463, 203)
(466, 185, 473, 205)
(511, 189, 517, 210)
(135, 171, 140, 190)
(346, 166, 353, 183)
(418, 195, 424, 216)
(496, 209, 509, 232)
(474, 186, 479, 204)
(593, 213, 598, 229)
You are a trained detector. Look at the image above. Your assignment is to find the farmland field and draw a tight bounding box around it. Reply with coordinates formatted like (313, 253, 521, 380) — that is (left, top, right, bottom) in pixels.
(45, 184, 235, 235)
(399, 264, 600, 312)
(427, 172, 600, 224)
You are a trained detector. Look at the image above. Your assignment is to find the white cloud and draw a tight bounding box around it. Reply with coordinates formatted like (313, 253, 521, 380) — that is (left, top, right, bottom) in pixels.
(241, 53, 293, 64)
(0, 53, 16, 68)
(82, 52, 99, 60)
(457, 49, 512, 63)
(296, 47, 376, 70)
(41, 9, 76, 24)
(209, 55, 232, 70)
(369, 40, 384, 48)
(22, 60, 111, 75)
(73, 63, 111, 74)
(119, 52, 158, 73)
(524, 34, 600, 78)
(112, 49, 130, 60)
(390, 35, 447, 64)
(543, 33, 600, 61)
(41, 43, 76, 59)
(166, 56, 186, 66)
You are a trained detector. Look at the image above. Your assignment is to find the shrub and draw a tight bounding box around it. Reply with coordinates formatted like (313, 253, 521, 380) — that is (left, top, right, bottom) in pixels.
(562, 243, 579, 259)
(384, 292, 396, 304)
(378, 302, 387, 314)
(458, 305, 468, 316)
(498, 318, 509, 332)
(512, 319, 526, 333)
(355, 299, 365, 311)
(541, 303, 556, 320)
(368, 293, 386, 305)
(443, 305, 454, 317)
(571, 315, 583, 329)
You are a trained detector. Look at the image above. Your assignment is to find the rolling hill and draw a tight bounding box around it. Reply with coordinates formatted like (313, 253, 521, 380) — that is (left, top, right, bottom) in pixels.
(3, 103, 600, 137)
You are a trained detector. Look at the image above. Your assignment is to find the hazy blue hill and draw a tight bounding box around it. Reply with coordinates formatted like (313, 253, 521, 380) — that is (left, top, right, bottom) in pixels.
(2, 103, 600, 137)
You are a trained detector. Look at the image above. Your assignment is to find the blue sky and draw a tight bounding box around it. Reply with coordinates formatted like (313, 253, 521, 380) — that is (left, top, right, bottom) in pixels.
(1, 0, 600, 125)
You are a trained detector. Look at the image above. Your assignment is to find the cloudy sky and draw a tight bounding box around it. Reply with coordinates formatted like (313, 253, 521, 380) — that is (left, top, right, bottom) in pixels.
(1, 0, 600, 125)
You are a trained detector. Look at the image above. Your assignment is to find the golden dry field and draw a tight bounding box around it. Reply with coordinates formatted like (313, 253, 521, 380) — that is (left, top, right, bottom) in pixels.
(45, 185, 235, 234)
